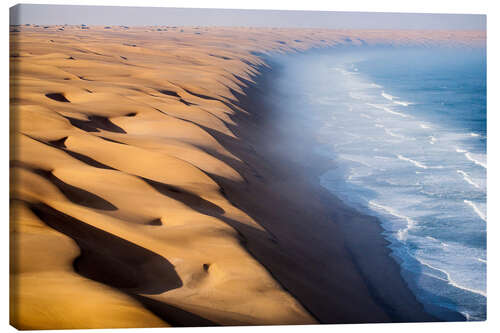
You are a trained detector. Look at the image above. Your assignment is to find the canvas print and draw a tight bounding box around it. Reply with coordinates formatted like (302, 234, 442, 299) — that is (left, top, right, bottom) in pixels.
(9, 4, 486, 329)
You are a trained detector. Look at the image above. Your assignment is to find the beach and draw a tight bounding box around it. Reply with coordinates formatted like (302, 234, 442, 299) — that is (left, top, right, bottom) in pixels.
(9, 25, 485, 328)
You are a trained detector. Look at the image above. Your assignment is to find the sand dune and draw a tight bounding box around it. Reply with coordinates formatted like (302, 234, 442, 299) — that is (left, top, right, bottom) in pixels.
(10, 25, 485, 328)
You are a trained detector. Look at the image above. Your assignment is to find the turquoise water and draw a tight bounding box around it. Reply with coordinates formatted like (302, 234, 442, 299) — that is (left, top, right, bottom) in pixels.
(270, 46, 486, 321)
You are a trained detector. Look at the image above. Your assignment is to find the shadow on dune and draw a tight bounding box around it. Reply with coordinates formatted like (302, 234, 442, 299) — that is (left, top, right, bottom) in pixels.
(179, 99, 197, 106)
(29, 202, 183, 294)
(182, 88, 220, 101)
(27, 135, 117, 170)
(158, 89, 181, 97)
(132, 295, 218, 327)
(48, 136, 68, 148)
(13, 134, 223, 325)
(21, 135, 226, 218)
(208, 54, 232, 61)
(27, 202, 218, 326)
(12, 160, 117, 211)
(97, 136, 128, 145)
(64, 149, 117, 170)
(141, 177, 225, 216)
(63, 115, 127, 133)
(45, 93, 70, 103)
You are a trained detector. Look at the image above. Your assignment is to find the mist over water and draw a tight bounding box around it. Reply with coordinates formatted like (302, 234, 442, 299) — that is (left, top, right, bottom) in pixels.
(268, 46, 486, 321)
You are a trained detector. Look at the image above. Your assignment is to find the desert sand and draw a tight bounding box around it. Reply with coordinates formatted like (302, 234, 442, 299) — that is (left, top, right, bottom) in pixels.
(10, 25, 485, 329)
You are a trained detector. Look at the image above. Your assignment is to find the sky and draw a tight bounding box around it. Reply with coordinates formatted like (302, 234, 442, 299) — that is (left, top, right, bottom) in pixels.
(10, 4, 486, 30)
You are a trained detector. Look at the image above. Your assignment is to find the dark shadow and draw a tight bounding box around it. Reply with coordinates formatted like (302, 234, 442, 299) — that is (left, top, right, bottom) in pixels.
(13, 161, 117, 211)
(141, 177, 225, 216)
(132, 294, 218, 327)
(48, 136, 68, 148)
(64, 150, 116, 170)
(28, 202, 183, 295)
(208, 54, 232, 61)
(23, 134, 116, 170)
(98, 136, 127, 145)
(64, 115, 126, 133)
(147, 218, 163, 226)
(45, 93, 70, 103)
(158, 90, 180, 97)
(179, 99, 196, 106)
(182, 88, 220, 101)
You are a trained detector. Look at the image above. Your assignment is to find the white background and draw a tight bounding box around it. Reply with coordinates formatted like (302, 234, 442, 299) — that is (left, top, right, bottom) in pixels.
(2, 1, 497, 332)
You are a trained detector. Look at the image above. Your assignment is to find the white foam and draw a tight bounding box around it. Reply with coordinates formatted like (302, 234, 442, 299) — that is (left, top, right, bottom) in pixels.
(424, 236, 449, 248)
(465, 152, 487, 169)
(381, 91, 396, 101)
(369, 201, 416, 241)
(320, 56, 486, 319)
(415, 257, 487, 298)
(456, 148, 487, 169)
(381, 91, 413, 106)
(397, 155, 428, 169)
(393, 100, 412, 106)
(457, 170, 480, 189)
(464, 200, 487, 222)
(366, 103, 409, 118)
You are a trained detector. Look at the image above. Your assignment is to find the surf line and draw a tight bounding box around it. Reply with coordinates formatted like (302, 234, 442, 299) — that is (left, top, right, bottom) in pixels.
(464, 200, 487, 222)
(457, 170, 481, 189)
(366, 103, 409, 118)
(381, 91, 412, 106)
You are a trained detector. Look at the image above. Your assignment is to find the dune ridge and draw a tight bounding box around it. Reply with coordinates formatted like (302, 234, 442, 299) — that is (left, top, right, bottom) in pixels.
(10, 25, 485, 329)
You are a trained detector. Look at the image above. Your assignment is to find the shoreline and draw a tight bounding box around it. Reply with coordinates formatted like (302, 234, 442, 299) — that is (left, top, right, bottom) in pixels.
(205, 53, 465, 323)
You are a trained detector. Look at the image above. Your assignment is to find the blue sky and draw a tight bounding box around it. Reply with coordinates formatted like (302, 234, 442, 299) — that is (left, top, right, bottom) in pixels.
(10, 4, 486, 30)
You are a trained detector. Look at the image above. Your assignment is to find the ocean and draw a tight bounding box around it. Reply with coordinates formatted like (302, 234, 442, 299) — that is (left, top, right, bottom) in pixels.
(269, 45, 486, 321)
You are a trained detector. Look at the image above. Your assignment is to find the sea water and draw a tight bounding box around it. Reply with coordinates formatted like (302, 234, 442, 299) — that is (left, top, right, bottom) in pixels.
(270, 46, 486, 321)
